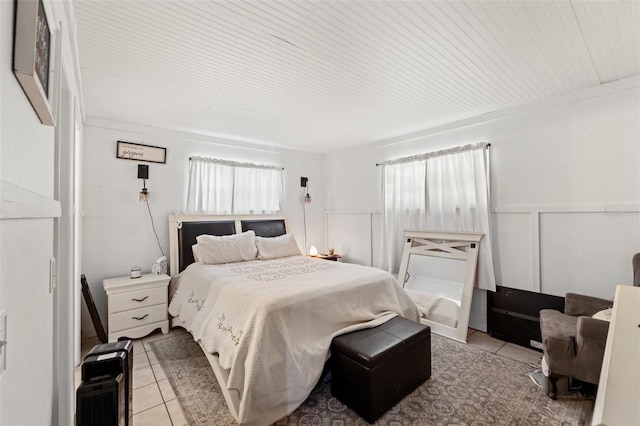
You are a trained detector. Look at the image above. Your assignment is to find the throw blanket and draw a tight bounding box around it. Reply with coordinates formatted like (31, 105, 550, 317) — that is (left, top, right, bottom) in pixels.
(169, 255, 418, 425)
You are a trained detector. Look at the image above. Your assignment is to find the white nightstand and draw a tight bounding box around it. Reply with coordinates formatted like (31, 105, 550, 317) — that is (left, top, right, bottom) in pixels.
(103, 273, 170, 342)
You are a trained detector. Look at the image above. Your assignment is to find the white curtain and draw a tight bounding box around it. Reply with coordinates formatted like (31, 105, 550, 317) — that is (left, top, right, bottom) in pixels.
(186, 157, 283, 214)
(381, 160, 428, 272)
(382, 144, 496, 291)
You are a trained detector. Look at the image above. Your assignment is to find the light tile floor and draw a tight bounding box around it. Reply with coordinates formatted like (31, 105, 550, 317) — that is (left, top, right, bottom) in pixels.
(76, 330, 188, 426)
(76, 328, 542, 426)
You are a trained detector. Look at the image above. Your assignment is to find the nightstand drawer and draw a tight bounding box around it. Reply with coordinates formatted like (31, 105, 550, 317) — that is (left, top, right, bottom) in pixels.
(109, 304, 167, 333)
(109, 286, 167, 314)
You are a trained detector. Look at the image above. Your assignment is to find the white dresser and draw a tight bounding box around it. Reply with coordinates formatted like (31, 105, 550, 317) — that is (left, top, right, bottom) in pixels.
(591, 285, 640, 425)
(103, 273, 170, 342)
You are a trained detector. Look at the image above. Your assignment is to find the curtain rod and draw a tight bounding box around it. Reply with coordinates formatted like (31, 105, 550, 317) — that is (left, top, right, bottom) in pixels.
(376, 142, 490, 167)
(189, 156, 284, 171)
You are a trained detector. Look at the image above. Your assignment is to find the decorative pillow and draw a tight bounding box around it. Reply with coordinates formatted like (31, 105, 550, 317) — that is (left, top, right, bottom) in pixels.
(195, 230, 258, 264)
(255, 233, 301, 259)
(592, 308, 613, 322)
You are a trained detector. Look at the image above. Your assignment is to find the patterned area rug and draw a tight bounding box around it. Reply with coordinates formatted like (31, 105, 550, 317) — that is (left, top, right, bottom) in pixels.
(150, 330, 593, 425)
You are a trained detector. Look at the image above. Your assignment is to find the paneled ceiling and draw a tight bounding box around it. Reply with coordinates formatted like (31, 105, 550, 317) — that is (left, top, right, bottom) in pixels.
(73, 0, 640, 154)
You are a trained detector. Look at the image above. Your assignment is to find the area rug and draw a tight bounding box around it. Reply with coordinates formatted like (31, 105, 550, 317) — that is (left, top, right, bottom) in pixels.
(150, 330, 593, 425)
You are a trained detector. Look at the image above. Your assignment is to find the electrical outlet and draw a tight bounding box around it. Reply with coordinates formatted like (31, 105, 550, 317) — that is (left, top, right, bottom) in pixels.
(530, 339, 543, 350)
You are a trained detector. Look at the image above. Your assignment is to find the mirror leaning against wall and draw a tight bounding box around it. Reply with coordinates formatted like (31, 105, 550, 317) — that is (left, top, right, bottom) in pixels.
(397, 230, 483, 343)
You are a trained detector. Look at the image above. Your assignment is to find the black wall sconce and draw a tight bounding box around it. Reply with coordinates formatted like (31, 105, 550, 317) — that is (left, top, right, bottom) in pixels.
(138, 164, 149, 202)
(301, 176, 311, 203)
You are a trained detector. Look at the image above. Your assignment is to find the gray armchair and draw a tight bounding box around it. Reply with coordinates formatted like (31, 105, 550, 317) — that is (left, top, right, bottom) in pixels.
(539, 253, 640, 399)
(539, 293, 612, 398)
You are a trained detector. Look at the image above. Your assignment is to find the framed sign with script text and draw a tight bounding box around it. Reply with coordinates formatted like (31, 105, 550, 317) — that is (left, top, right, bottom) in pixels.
(117, 141, 167, 164)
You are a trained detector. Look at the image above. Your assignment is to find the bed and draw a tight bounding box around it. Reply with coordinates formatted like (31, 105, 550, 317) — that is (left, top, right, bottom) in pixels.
(167, 215, 418, 425)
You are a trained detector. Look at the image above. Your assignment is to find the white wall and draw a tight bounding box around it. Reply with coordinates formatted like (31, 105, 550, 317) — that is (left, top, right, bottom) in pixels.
(81, 119, 326, 334)
(0, 1, 82, 424)
(325, 79, 640, 330)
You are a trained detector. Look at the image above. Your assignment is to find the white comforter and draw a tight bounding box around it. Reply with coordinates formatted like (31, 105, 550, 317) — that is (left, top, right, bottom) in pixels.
(168, 255, 418, 425)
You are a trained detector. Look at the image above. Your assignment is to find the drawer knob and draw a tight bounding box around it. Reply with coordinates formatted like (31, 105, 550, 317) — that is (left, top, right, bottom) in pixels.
(132, 314, 149, 321)
(131, 296, 149, 302)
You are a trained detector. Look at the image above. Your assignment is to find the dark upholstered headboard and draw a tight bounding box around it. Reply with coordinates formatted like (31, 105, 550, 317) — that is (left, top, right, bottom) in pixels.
(241, 219, 286, 237)
(169, 215, 289, 274)
(178, 220, 236, 273)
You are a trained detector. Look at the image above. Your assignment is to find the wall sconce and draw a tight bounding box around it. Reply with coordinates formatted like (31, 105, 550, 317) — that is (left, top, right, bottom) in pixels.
(301, 176, 311, 203)
(301, 176, 311, 252)
(138, 164, 149, 203)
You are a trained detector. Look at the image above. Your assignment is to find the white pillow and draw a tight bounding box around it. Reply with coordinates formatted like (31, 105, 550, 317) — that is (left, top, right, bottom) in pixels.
(592, 308, 613, 322)
(255, 233, 301, 259)
(195, 231, 258, 264)
(192, 244, 201, 263)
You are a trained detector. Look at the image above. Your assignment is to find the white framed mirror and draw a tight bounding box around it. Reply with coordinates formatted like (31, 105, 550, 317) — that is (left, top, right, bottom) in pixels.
(397, 230, 483, 343)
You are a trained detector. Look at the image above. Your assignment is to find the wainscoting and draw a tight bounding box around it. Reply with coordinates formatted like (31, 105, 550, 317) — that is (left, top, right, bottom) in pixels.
(325, 206, 639, 334)
(327, 207, 638, 295)
(493, 205, 639, 299)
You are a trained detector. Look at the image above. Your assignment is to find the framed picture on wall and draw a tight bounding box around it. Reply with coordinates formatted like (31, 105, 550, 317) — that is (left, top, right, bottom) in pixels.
(117, 141, 167, 164)
(13, 0, 56, 126)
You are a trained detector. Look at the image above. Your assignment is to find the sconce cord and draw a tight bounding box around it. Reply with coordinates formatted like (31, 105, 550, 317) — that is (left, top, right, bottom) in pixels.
(303, 188, 308, 252)
(145, 199, 165, 258)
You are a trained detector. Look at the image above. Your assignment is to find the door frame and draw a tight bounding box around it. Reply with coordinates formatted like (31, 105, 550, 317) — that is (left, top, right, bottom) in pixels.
(53, 59, 79, 426)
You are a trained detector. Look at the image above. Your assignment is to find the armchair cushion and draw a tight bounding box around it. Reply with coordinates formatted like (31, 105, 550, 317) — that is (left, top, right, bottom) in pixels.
(564, 293, 612, 317)
(540, 308, 610, 385)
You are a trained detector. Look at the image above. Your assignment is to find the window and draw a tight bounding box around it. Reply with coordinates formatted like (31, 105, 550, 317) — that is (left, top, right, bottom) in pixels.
(186, 157, 283, 214)
(381, 143, 496, 291)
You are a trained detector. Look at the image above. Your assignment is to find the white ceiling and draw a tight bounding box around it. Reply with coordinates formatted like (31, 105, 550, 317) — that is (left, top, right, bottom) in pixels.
(73, 0, 640, 154)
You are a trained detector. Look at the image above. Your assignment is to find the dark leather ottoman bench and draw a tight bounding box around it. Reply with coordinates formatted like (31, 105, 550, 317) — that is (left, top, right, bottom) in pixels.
(330, 316, 431, 423)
